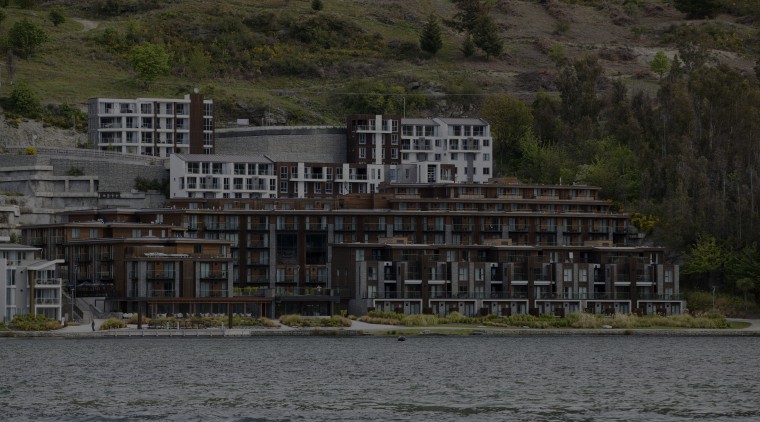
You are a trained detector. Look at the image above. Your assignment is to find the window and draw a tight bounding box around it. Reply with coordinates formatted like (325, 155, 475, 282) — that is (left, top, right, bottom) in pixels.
(391, 148, 398, 159)
(359, 148, 366, 159)
(280, 181, 288, 193)
(234, 164, 246, 175)
(188, 162, 199, 174)
(212, 163, 223, 174)
(280, 166, 288, 179)
(483, 139, 490, 147)
(458, 267, 469, 281)
(325, 182, 333, 194)
(563, 268, 573, 282)
(71, 228, 80, 239)
(475, 268, 484, 281)
(664, 269, 673, 284)
(579, 268, 588, 283)
(483, 168, 490, 175)
(451, 153, 458, 160)
(435, 154, 441, 161)
(483, 153, 490, 161)
(391, 134, 398, 145)
(359, 133, 366, 144)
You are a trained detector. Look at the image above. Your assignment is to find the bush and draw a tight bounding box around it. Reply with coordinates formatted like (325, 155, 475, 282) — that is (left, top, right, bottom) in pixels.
(6, 84, 42, 119)
(99, 317, 126, 330)
(9, 314, 62, 331)
(25, 146, 37, 155)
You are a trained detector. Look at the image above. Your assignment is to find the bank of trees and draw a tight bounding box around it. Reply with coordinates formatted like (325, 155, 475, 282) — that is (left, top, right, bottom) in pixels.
(483, 46, 760, 300)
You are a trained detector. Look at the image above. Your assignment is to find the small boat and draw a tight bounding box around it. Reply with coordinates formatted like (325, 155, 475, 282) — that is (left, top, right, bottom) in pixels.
(397, 336, 406, 341)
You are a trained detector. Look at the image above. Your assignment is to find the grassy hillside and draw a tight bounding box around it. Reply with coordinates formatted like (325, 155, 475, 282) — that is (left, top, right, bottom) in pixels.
(1, 0, 757, 125)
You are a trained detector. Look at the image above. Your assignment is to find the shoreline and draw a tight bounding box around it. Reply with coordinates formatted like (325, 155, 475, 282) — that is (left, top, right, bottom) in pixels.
(4, 326, 760, 339)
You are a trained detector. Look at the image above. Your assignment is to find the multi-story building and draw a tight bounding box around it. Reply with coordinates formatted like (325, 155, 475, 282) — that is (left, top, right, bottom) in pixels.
(169, 154, 278, 200)
(0, 240, 64, 322)
(88, 93, 214, 157)
(169, 114, 490, 199)
(24, 178, 684, 317)
(24, 218, 272, 317)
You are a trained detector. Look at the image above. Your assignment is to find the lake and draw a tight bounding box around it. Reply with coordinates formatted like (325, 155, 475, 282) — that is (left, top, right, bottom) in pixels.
(1, 335, 759, 421)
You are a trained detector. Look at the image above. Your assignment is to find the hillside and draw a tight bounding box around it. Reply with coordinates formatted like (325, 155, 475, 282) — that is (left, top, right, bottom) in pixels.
(0, 0, 756, 124)
(2, 0, 760, 299)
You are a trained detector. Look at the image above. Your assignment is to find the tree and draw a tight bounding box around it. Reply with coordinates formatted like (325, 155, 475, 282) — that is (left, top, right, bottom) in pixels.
(49, 8, 66, 27)
(0, 9, 6, 26)
(482, 95, 533, 174)
(673, 0, 723, 19)
(472, 15, 503, 60)
(128, 42, 171, 86)
(311, 0, 323, 11)
(682, 235, 725, 289)
(448, 0, 488, 34)
(7, 18, 48, 58)
(419, 14, 443, 55)
(650, 50, 670, 79)
(461, 34, 475, 58)
(7, 83, 42, 118)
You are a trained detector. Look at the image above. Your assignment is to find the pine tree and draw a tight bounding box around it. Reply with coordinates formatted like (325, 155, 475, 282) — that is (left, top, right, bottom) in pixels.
(461, 34, 475, 58)
(650, 51, 670, 79)
(419, 14, 443, 55)
(673, 0, 722, 19)
(472, 16, 503, 60)
(311, 0, 323, 11)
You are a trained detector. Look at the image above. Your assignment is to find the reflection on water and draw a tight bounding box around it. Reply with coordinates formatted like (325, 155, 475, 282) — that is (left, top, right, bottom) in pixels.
(1, 336, 759, 421)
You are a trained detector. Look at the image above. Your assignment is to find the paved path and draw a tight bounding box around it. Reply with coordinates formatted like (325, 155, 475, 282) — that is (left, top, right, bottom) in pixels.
(728, 319, 760, 331)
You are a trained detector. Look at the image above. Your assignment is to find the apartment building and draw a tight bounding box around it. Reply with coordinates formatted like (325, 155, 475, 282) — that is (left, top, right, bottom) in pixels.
(24, 218, 272, 317)
(0, 241, 64, 323)
(25, 178, 683, 317)
(88, 93, 214, 157)
(169, 154, 278, 200)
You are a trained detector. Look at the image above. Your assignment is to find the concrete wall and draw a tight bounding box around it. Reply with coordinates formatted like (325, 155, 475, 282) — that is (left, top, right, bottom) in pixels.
(216, 126, 347, 163)
(49, 158, 167, 192)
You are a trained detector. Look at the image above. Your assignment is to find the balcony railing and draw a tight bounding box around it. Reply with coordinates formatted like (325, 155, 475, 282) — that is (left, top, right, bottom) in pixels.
(275, 287, 341, 297)
(35, 278, 62, 286)
(147, 290, 176, 297)
(637, 293, 683, 301)
(147, 271, 175, 279)
(200, 272, 228, 279)
(199, 290, 230, 298)
(35, 298, 61, 305)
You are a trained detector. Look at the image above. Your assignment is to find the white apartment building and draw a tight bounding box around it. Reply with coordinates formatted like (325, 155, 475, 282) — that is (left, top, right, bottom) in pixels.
(400, 118, 493, 183)
(0, 241, 64, 323)
(88, 93, 214, 158)
(170, 154, 278, 200)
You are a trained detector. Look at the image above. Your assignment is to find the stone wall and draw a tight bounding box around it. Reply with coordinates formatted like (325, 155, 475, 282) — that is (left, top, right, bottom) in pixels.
(216, 126, 347, 163)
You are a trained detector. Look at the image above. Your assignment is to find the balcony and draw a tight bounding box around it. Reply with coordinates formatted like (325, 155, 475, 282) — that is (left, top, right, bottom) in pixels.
(276, 287, 341, 297)
(371, 291, 422, 299)
(199, 290, 230, 298)
(453, 224, 473, 232)
(35, 298, 61, 305)
(638, 293, 684, 301)
(201, 272, 228, 279)
(147, 289, 176, 297)
(147, 271, 175, 279)
(481, 225, 502, 233)
(35, 278, 62, 286)
(276, 222, 298, 230)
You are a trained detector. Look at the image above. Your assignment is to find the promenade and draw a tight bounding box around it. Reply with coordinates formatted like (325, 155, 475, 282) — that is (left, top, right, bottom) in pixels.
(5, 318, 760, 338)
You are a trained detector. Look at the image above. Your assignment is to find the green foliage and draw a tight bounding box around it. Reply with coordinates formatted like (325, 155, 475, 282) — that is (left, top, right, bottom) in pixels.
(66, 167, 84, 176)
(650, 50, 670, 78)
(461, 34, 475, 58)
(339, 80, 429, 115)
(547, 43, 566, 64)
(472, 15, 503, 60)
(682, 235, 725, 289)
(419, 14, 443, 55)
(685, 290, 760, 317)
(311, 0, 323, 11)
(575, 138, 640, 203)
(49, 8, 66, 27)
(482, 94, 534, 176)
(43, 103, 88, 132)
(99, 318, 126, 330)
(0, 9, 6, 26)
(6, 83, 42, 118)
(134, 176, 168, 195)
(7, 18, 48, 58)
(25, 146, 37, 155)
(630, 212, 657, 234)
(9, 313, 62, 331)
(15, 0, 35, 9)
(673, 0, 723, 19)
(128, 42, 171, 86)
(279, 314, 351, 327)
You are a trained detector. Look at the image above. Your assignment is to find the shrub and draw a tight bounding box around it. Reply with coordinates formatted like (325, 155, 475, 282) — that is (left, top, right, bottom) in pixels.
(99, 317, 126, 330)
(7, 84, 42, 118)
(25, 146, 37, 155)
(9, 314, 62, 331)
